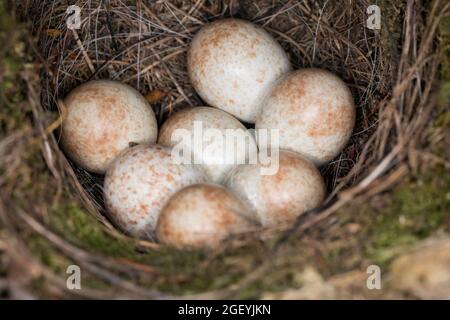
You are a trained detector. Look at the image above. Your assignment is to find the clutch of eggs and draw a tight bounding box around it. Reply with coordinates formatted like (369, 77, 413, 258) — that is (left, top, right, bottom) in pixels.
(56, 18, 359, 249)
(61, 80, 158, 173)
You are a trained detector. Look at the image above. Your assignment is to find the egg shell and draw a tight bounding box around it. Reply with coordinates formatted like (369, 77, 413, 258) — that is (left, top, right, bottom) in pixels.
(188, 19, 292, 123)
(61, 80, 158, 174)
(255, 68, 356, 166)
(158, 107, 258, 183)
(156, 183, 256, 249)
(103, 144, 208, 240)
(224, 150, 326, 227)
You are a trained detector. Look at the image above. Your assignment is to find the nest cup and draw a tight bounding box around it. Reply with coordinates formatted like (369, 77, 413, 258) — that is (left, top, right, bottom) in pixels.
(10, 0, 446, 297)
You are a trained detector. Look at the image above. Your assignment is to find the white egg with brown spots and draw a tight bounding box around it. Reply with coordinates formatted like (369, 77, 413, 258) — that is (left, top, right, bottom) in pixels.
(256, 69, 356, 166)
(188, 19, 291, 123)
(61, 80, 158, 174)
(156, 184, 256, 249)
(224, 150, 326, 227)
(158, 107, 258, 183)
(103, 144, 208, 240)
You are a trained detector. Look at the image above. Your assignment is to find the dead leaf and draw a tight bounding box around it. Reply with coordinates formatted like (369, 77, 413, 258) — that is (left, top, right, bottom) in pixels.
(68, 52, 78, 60)
(46, 29, 61, 37)
(145, 89, 168, 104)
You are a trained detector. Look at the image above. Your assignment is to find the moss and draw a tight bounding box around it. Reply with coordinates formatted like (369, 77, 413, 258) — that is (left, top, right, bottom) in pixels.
(436, 0, 450, 128)
(0, 0, 28, 135)
(361, 168, 450, 266)
(436, 105, 450, 129)
(438, 78, 450, 107)
(48, 203, 259, 293)
(49, 204, 137, 257)
(28, 235, 74, 274)
(437, 10, 450, 113)
(49, 203, 203, 264)
(438, 8, 450, 78)
(311, 158, 450, 276)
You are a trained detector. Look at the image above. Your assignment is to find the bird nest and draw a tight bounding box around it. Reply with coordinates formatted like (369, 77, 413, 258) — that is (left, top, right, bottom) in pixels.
(1, 0, 448, 298)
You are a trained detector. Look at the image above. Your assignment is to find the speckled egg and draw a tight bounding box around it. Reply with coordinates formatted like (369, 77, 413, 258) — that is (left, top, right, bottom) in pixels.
(103, 144, 208, 240)
(61, 80, 158, 174)
(156, 183, 256, 249)
(188, 19, 292, 123)
(158, 107, 258, 183)
(255, 69, 356, 166)
(224, 150, 326, 227)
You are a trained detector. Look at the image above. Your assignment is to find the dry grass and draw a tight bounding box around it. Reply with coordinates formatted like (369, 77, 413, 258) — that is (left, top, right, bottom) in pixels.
(0, 0, 448, 298)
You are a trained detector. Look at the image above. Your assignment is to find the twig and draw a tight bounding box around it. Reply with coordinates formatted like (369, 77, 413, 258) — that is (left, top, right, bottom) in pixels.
(71, 29, 95, 74)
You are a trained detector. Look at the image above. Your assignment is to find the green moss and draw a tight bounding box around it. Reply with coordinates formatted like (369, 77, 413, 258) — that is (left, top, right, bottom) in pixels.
(49, 203, 203, 264)
(48, 203, 262, 293)
(27, 235, 74, 274)
(437, 12, 450, 108)
(436, 103, 450, 129)
(439, 80, 450, 105)
(0, 0, 27, 134)
(364, 168, 450, 266)
(439, 8, 450, 77)
(49, 204, 137, 257)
